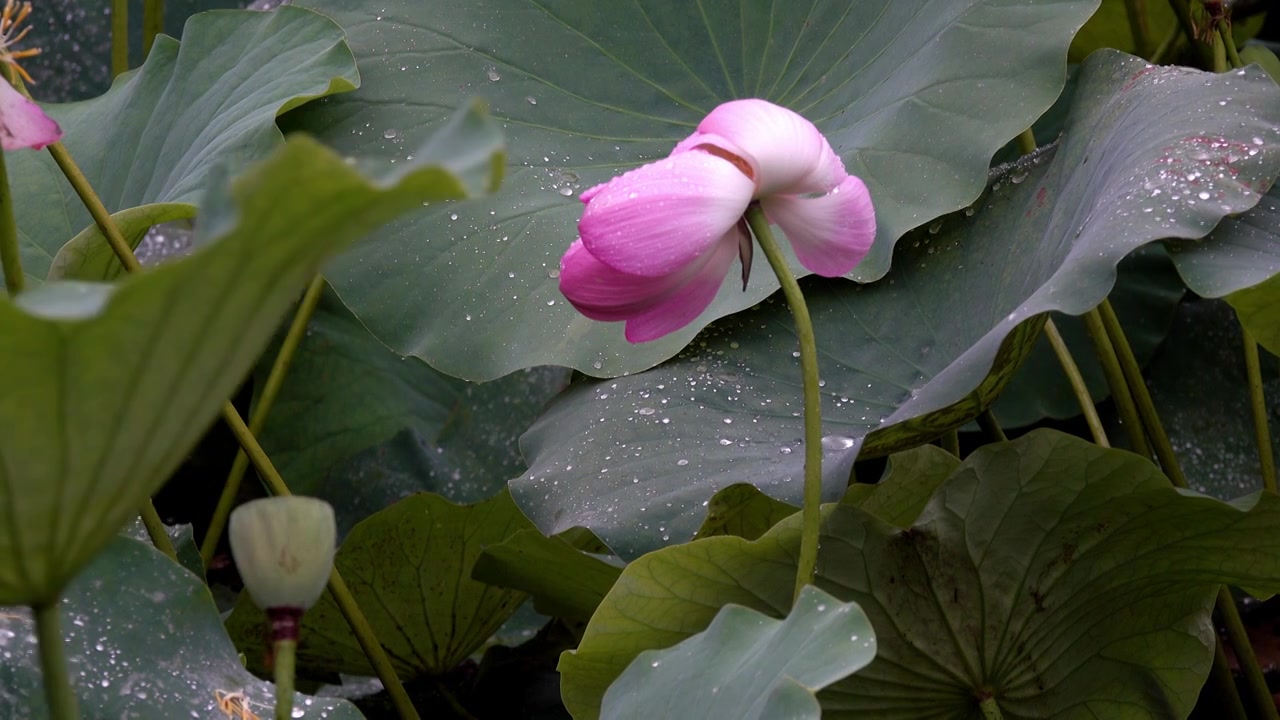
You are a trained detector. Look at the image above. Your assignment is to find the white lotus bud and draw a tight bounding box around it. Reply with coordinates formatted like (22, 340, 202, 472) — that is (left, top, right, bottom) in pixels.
(229, 496, 336, 611)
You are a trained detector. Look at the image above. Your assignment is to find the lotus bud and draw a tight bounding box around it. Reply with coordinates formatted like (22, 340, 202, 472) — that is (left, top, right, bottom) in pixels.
(229, 496, 336, 619)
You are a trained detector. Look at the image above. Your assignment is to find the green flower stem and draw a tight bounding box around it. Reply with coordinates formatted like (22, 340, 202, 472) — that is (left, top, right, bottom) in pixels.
(1217, 21, 1244, 70)
(1149, 22, 1181, 65)
(1098, 300, 1274, 719)
(138, 500, 178, 563)
(744, 204, 823, 603)
(34, 601, 79, 720)
(1014, 129, 1036, 157)
(976, 408, 1007, 443)
(111, 0, 128, 78)
(1044, 319, 1109, 447)
(143, 0, 165, 57)
(1096, 300, 1187, 487)
(0, 146, 22, 296)
(979, 696, 1003, 720)
(222, 408, 420, 720)
(1210, 639, 1250, 720)
(1218, 586, 1280, 720)
(273, 639, 297, 720)
(1210, 21, 1228, 74)
(941, 429, 960, 457)
(1123, 0, 1152, 57)
(1242, 327, 1277, 493)
(24, 99, 421, 720)
(200, 274, 328, 567)
(1082, 308, 1151, 458)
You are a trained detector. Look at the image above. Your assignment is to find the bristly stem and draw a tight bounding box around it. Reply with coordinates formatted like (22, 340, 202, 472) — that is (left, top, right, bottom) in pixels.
(143, 0, 165, 57)
(1083, 308, 1151, 457)
(31, 114, 420, 720)
(976, 408, 1007, 443)
(0, 146, 22, 296)
(1218, 586, 1280, 720)
(979, 695, 1003, 720)
(111, 0, 128, 77)
(1123, 0, 1153, 57)
(34, 601, 79, 720)
(273, 639, 297, 720)
(1242, 327, 1277, 493)
(745, 204, 823, 603)
(139, 500, 178, 563)
(1098, 299, 1272, 719)
(1217, 20, 1244, 70)
(1044, 319, 1110, 447)
(200, 274, 329, 567)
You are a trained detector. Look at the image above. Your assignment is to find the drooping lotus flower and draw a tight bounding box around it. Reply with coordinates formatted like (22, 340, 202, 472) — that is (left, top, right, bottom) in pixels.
(559, 99, 875, 343)
(0, 1, 61, 151)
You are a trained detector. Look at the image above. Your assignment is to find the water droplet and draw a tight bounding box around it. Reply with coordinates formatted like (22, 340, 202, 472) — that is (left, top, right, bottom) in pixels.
(821, 435, 856, 451)
(558, 186, 574, 196)
(928, 219, 943, 234)
(1010, 171, 1028, 184)
(637, 407, 656, 416)
(1198, 191, 1211, 200)
(525, 96, 538, 105)
(676, 459, 689, 466)
(486, 67, 501, 82)
(547, 268, 561, 278)
(383, 128, 399, 140)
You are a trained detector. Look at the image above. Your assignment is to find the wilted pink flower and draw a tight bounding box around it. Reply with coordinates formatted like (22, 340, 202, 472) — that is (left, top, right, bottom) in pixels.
(559, 99, 875, 343)
(0, 78, 60, 150)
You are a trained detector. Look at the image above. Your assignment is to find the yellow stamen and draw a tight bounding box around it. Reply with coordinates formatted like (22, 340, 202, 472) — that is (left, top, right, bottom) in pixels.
(0, 0, 38, 85)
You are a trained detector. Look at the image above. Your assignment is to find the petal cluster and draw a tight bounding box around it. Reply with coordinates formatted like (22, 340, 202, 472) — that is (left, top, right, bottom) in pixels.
(0, 78, 60, 151)
(559, 99, 875, 343)
(229, 496, 336, 611)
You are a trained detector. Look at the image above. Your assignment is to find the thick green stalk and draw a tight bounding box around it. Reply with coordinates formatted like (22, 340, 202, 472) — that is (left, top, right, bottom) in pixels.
(0, 146, 22, 296)
(941, 429, 960, 457)
(273, 639, 296, 720)
(745, 204, 823, 603)
(979, 696, 1003, 720)
(1217, 21, 1244, 70)
(1096, 300, 1187, 487)
(1242, 327, 1277, 493)
(1044, 319, 1109, 447)
(34, 601, 79, 720)
(138, 500, 178, 563)
(1123, 0, 1153, 57)
(976, 408, 1007, 443)
(110, 0, 128, 78)
(1210, 639, 1250, 720)
(1210, 21, 1228, 73)
(1014, 129, 1036, 157)
(1083, 308, 1151, 457)
(31, 111, 420, 720)
(1218, 586, 1279, 720)
(143, 0, 165, 57)
(1099, 300, 1271, 718)
(200, 274, 328, 566)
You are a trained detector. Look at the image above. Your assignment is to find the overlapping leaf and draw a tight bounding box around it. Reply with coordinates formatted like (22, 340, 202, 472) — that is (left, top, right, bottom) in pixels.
(0, 103, 504, 606)
(560, 430, 1280, 719)
(511, 52, 1280, 560)
(12, 7, 359, 282)
(600, 587, 875, 720)
(0, 537, 363, 719)
(286, 0, 1098, 379)
(226, 491, 534, 678)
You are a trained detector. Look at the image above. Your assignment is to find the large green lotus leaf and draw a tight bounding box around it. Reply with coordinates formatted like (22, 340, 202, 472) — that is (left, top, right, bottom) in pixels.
(559, 430, 1280, 719)
(10, 7, 359, 283)
(511, 51, 1280, 560)
(472, 529, 623, 624)
(225, 490, 534, 679)
(284, 0, 1098, 380)
(600, 586, 874, 720)
(0, 536, 362, 719)
(251, 282, 569, 534)
(990, 246, 1184, 428)
(0, 102, 504, 606)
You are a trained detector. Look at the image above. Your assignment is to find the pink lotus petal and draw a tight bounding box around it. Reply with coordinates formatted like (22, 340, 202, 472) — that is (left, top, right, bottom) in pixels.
(697, 99, 845, 196)
(0, 80, 62, 151)
(558, 239, 687, 322)
(761, 175, 876, 277)
(623, 228, 739, 342)
(578, 149, 754, 278)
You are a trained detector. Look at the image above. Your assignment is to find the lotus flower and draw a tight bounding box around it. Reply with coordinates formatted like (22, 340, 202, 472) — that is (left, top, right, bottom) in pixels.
(0, 78, 60, 150)
(229, 496, 336, 612)
(559, 99, 875, 343)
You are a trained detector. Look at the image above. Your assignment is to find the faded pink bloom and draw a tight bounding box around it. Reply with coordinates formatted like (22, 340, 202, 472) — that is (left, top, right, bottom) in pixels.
(559, 99, 875, 343)
(0, 78, 59, 151)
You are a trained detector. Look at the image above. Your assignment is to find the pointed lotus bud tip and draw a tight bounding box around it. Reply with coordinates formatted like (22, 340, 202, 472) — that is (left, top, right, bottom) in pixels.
(229, 496, 336, 612)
